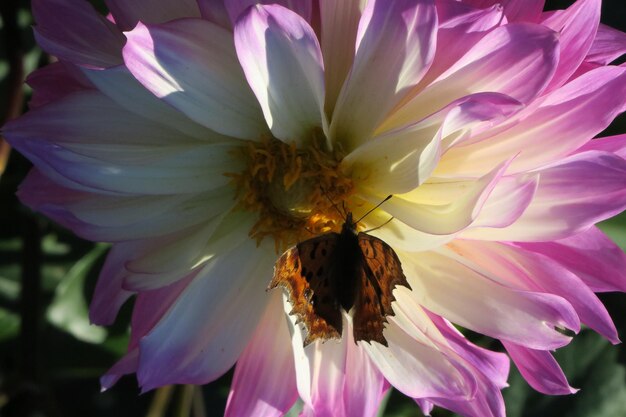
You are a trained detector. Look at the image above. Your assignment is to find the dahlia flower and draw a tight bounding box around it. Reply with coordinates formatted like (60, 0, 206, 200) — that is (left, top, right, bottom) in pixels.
(5, 0, 626, 416)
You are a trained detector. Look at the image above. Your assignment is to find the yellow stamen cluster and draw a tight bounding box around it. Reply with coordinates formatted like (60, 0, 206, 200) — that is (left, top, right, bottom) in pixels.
(227, 135, 354, 252)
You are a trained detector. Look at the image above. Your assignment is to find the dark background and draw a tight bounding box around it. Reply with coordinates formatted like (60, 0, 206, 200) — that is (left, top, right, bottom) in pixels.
(0, 1, 625, 416)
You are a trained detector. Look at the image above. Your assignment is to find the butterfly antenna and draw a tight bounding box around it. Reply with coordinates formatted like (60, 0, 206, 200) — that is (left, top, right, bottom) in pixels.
(319, 186, 346, 220)
(355, 195, 393, 224)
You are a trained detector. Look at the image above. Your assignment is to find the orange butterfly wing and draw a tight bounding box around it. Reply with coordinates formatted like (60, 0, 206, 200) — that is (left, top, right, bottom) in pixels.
(269, 234, 342, 345)
(353, 233, 410, 346)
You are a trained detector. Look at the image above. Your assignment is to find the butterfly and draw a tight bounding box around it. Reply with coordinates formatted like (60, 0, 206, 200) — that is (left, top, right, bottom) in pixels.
(269, 199, 410, 347)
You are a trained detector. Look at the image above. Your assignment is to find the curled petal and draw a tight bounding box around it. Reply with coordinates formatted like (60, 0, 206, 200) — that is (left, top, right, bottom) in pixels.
(464, 151, 626, 241)
(344, 93, 521, 194)
(437, 66, 626, 176)
(365, 158, 511, 236)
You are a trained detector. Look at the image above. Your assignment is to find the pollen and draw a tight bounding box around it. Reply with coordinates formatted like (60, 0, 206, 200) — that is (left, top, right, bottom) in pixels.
(227, 135, 354, 252)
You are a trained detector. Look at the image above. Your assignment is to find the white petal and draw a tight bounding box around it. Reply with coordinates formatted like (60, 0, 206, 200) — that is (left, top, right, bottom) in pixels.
(123, 19, 267, 139)
(234, 4, 326, 142)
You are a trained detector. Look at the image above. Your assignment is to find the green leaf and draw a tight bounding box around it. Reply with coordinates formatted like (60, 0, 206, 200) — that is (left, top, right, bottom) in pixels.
(598, 212, 626, 251)
(0, 307, 20, 342)
(46, 244, 109, 344)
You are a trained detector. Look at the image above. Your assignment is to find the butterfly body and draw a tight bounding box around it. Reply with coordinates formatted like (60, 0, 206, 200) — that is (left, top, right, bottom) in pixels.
(270, 213, 409, 347)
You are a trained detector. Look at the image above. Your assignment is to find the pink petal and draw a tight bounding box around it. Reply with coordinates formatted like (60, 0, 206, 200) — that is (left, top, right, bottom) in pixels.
(578, 134, 626, 160)
(226, 0, 312, 25)
(330, 0, 437, 148)
(101, 275, 196, 390)
(106, 0, 200, 30)
(542, 0, 601, 90)
(27, 62, 91, 109)
(89, 242, 135, 325)
(32, 0, 124, 68)
(416, 399, 434, 416)
(586, 23, 626, 65)
(462, 0, 545, 22)
(450, 240, 619, 344)
(385, 23, 558, 130)
(426, 1, 504, 87)
(288, 311, 387, 416)
(421, 372, 506, 417)
(129, 276, 194, 345)
(438, 65, 626, 176)
(427, 312, 510, 389)
(402, 305, 508, 417)
(517, 226, 626, 293)
(465, 151, 626, 241)
(503, 341, 577, 395)
(234, 4, 326, 143)
(225, 292, 298, 417)
(470, 175, 538, 230)
(343, 334, 389, 417)
(123, 19, 267, 139)
(101, 349, 139, 391)
(363, 319, 476, 400)
(137, 240, 275, 391)
(400, 249, 579, 350)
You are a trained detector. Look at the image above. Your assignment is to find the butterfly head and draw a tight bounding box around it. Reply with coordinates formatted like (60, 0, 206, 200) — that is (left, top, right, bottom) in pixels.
(342, 212, 358, 235)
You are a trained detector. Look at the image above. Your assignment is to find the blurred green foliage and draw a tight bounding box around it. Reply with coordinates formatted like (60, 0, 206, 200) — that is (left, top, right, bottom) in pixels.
(1, 0, 626, 416)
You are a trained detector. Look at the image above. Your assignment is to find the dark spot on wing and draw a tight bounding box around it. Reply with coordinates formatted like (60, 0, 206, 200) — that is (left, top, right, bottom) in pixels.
(317, 267, 324, 277)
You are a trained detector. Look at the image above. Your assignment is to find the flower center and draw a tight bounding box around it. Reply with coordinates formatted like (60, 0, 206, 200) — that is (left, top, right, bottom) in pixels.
(228, 134, 354, 251)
